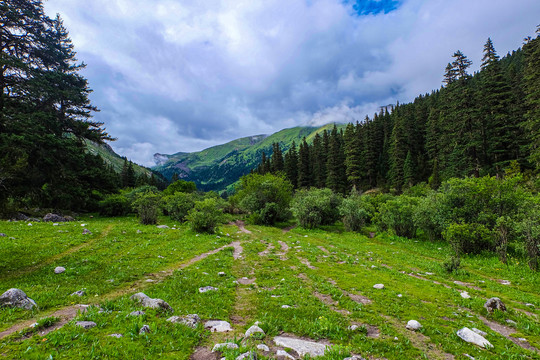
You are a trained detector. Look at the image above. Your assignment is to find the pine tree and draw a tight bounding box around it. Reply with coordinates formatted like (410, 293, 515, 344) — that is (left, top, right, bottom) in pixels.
(326, 125, 347, 194)
(312, 133, 327, 188)
(344, 122, 362, 189)
(271, 142, 284, 172)
(284, 141, 298, 188)
(297, 138, 312, 188)
(403, 151, 416, 188)
(523, 27, 540, 169)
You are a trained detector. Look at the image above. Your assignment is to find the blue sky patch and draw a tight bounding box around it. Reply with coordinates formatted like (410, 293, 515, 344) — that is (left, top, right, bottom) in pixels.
(346, 0, 401, 16)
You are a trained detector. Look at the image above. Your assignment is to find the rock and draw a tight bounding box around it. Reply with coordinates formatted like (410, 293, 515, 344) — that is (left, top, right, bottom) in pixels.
(344, 356, 367, 360)
(139, 325, 150, 334)
(136, 230, 142, 234)
(199, 286, 218, 293)
(64, 216, 75, 222)
(276, 350, 295, 360)
(212, 342, 238, 352)
(218, 272, 226, 276)
(0, 233, 6, 237)
(397, 294, 403, 298)
(406, 320, 422, 331)
(43, 213, 67, 222)
(108, 333, 123, 338)
(505, 319, 517, 326)
(257, 344, 270, 352)
(205, 320, 232, 332)
(349, 325, 359, 331)
(525, 303, 534, 307)
(71, 290, 85, 297)
(130, 310, 145, 316)
(156, 225, 169, 229)
(499, 280, 511, 285)
(245, 325, 265, 337)
(236, 351, 257, 360)
(456, 327, 492, 348)
(281, 305, 291, 309)
(76, 321, 96, 329)
(463, 355, 475, 360)
(167, 314, 201, 328)
(472, 328, 487, 337)
(130, 292, 173, 312)
(484, 297, 506, 313)
(0, 288, 37, 310)
(460, 291, 471, 299)
(373, 284, 384, 289)
(82, 228, 92, 235)
(54, 266, 65, 274)
(274, 336, 329, 357)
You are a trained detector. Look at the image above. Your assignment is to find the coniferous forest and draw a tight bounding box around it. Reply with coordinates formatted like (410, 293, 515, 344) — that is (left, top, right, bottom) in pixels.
(256, 30, 540, 193)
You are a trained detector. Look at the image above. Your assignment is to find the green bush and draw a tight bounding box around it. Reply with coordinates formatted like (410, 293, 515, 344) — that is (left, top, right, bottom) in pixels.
(162, 192, 197, 222)
(98, 194, 131, 216)
(291, 188, 342, 229)
(186, 198, 224, 233)
(413, 192, 448, 241)
(232, 173, 293, 225)
(163, 180, 197, 196)
(339, 194, 375, 232)
(124, 185, 159, 203)
(133, 192, 161, 225)
(444, 222, 494, 255)
(375, 196, 419, 238)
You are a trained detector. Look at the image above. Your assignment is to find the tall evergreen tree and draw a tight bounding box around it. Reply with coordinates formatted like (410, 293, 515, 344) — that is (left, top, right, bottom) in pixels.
(523, 27, 540, 169)
(297, 138, 312, 188)
(344, 122, 362, 189)
(284, 141, 298, 188)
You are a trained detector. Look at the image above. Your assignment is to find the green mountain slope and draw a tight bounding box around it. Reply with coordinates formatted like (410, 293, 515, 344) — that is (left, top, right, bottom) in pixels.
(85, 140, 152, 178)
(152, 124, 344, 192)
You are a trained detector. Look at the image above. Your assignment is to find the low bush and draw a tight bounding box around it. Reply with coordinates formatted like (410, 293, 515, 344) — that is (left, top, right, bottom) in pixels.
(186, 198, 224, 233)
(162, 192, 197, 222)
(375, 196, 418, 238)
(133, 192, 161, 225)
(98, 194, 131, 216)
(339, 194, 375, 232)
(291, 188, 342, 229)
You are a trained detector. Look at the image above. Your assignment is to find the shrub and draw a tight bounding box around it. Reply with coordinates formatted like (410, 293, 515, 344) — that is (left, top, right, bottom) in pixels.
(163, 192, 196, 222)
(186, 198, 224, 233)
(232, 173, 293, 225)
(124, 185, 159, 203)
(133, 192, 161, 225)
(443, 222, 494, 255)
(99, 194, 131, 216)
(291, 188, 342, 229)
(163, 180, 197, 196)
(413, 192, 448, 241)
(339, 194, 375, 232)
(375, 196, 419, 238)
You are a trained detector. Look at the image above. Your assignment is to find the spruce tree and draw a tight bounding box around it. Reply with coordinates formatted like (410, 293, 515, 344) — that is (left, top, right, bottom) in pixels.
(523, 27, 540, 169)
(284, 141, 298, 188)
(297, 138, 312, 188)
(344, 122, 362, 189)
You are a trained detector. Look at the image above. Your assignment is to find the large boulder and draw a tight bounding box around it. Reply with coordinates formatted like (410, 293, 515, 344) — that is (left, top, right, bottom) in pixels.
(0, 289, 37, 310)
(130, 292, 173, 312)
(273, 336, 330, 357)
(43, 213, 67, 222)
(484, 297, 506, 313)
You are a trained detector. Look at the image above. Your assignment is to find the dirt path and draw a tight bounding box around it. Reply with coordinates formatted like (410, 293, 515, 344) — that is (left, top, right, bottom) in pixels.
(282, 224, 297, 233)
(0, 225, 113, 281)
(258, 241, 274, 256)
(477, 314, 539, 354)
(231, 220, 251, 234)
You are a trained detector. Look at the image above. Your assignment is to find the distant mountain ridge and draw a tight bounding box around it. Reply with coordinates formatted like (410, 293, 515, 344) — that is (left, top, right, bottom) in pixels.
(152, 124, 342, 192)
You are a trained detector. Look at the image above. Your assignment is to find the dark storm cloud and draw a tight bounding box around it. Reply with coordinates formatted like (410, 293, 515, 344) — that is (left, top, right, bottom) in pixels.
(44, 0, 540, 165)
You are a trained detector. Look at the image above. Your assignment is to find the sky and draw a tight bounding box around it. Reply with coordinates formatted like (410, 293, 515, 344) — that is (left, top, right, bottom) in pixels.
(43, 0, 540, 166)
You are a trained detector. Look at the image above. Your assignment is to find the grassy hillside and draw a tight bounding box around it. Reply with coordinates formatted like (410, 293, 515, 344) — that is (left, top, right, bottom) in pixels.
(85, 140, 152, 178)
(153, 124, 346, 192)
(0, 217, 538, 359)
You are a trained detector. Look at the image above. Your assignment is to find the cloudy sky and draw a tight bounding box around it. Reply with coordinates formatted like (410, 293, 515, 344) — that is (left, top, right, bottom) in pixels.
(43, 0, 540, 166)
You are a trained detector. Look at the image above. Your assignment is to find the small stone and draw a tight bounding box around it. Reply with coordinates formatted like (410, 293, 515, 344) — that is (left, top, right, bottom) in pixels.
(406, 320, 422, 331)
(245, 325, 265, 337)
(344, 356, 367, 360)
(76, 321, 96, 329)
(71, 290, 85, 297)
(460, 291, 471, 299)
(157, 225, 169, 229)
(0, 233, 6, 237)
(505, 319, 517, 326)
(108, 333, 123, 338)
(463, 355, 475, 360)
(456, 327, 492, 348)
(394, 337, 399, 341)
(484, 297, 506, 313)
(212, 342, 238, 352)
(205, 320, 232, 332)
(54, 266, 65, 274)
(397, 294, 403, 298)
(28, 223, 33, 226)
(525, 303, 534, 307)
(236, 351, 257, 360)
(139, 325, 150, 334)
(373, 284, 384, 289)
(276, 350, 295, 360)
(136, 230, 142, 234)
(167, 314, 201, 328)
(349, 325, 359, 331)
(472, 328, 487, 337)
(218, 272, 226, 276)
(82, 228, 92, 235)
(130, 292, 173, 312)
(257, 344, 270, 352)
(199, 286, 218, 293)
(130, 310, 145, 316)
(499, 280, 511, 285)
(518, 338, 528, 342)
(281, 305, 291, 309)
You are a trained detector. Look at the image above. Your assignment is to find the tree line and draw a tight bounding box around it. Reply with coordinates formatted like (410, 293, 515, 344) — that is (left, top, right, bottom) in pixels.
(255, 29, 540, 193)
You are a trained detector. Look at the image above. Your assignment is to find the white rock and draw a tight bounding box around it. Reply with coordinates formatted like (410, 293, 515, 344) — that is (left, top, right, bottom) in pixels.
(212, 342, 238, 352)
(139, 325, 150, 334)
(460, 291, 471, 299)
(373, 284, 384, 289)
(236, 352, 256, 360)
(500, 280, 511, 285)
(406, 320, 422, 331)
(506, 319, 517, 326)
(348, 325, 359, 331)
(456, 327, 492, 348)
(167, 314, 201, 328)
(108, 333, 123, 338)
(257, 344, 270, 352)
(397, 294, 403, 298)
(199, 286, 218, 293)
(218, 272, 226, 276)
(205, 320, 232, 332)
(274, 336, 329, 357)
(130, 292, 173, 312)
(472, 328, 487, 336)
(156, 225, 169, 229)
(54, 266, 65, 274)
(71, 290, 85, 297)
(130, 310, 145, 316)
(276, 350, 295, 360)
(76, 321, 96, 329)
(281, 305, 291, 309)
(245, 325, 265, 337)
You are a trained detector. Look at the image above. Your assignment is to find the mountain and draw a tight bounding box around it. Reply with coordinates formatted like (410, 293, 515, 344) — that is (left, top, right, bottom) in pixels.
(152, 124, 343, 192)
(85, 140, 153, 178)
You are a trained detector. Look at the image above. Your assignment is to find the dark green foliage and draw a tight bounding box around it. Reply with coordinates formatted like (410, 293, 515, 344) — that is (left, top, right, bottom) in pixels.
(284, 141, 298, 188)
(186, 198, 225, 233)
(338, 193, 375, 232)
(444, 222, 494, 255)
(232, 173, 293, 225)
(523, 28, 540, 170)
(163, 192, 197, 222)
(98, 194, 131, 217)
(291, 188, 342, 229)
(297, 138, 312, 188)
(163, 180, 197, 195)
(375, 196, 419, 238)
(132, 192, 161, 225)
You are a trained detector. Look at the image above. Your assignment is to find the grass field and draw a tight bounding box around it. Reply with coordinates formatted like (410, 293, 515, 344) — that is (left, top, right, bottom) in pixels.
(0, 217, 539, 359)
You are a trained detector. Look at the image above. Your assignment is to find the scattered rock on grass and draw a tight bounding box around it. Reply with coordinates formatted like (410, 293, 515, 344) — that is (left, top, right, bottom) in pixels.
(0, 233, 6, 237)
(199, 286, 218, 293)
(130, 310, 145, 316)
(406, 320, 422, 331)
(156, 225, 169, 229)
(139, 325, 150, 334)
(245, 324, 265, 337)
(505, 319, 517, 326)
(108, 333, 123, 338)
(130, 292, 173, 312)
(167, 314, 201, 328)
(273, 336, 329, 357)
(461, 291, 471, 299)
(54, 266, 65, 274)
(82, 228, 92, 235)
(344, 356, 367, 360)
(236, 351, 257, 360)
(71, 290, 85, 297)
(484, 297, 506, 313)
(0, 288, 37, 310)
(76, 321, 96, 329)
(257, 344, 270, 352)
(276, 349, 295, 360)
(212, 343, 238, 352)
(218, 272, 226, 276)
(373, 284, 384, 289)
(456, 327, 492, 348)
(472, 328, 487, 336)
(205, 320, 232, 332)
(43, 213, 67, 222)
